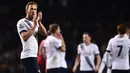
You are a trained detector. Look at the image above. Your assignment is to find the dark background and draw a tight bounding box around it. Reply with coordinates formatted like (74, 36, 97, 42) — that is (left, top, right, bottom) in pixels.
(0, 0, 130, 73)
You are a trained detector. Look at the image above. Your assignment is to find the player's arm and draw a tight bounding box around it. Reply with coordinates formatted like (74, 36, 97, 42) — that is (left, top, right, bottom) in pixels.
(55, 33, 66, 52)
(98, 52, 107, 73)
(37, 12, 47, 36)
(17, 17, 37, 41)
(98, 61, 106, 73)
(106, 39, 112, 53)
(72, 55, 80, 73)
(94, 45, 101, 72)
(22, 26, 37, 41)
(59, 34, 66, 52)
(72, 45, 81, 73)
(95, 54, 101, 72)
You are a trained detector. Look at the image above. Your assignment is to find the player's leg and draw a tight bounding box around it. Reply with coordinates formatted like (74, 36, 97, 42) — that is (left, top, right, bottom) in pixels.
(79, 71, 86, 73)
(79, 71, 95, 73)
(47, 68, 60, 73)
(22, 57, 41, 73)
(112, 70, 129, 73)
(60, 67, 67, 73)
(86, 71, 95, 73)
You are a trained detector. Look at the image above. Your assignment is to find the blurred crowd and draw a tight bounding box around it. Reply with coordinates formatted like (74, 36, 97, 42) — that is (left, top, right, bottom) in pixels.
(0, 0, 130, 73)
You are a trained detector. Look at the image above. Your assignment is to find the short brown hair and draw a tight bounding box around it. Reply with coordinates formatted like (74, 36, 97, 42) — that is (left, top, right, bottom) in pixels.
(117, 24, 127, 34)
(25, 1, 38, 10)
(83, 32, 92, 37)
(48, 24, 59, 34)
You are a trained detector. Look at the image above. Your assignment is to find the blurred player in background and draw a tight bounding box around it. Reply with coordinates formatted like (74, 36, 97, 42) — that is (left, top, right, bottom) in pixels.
(16, 1, 47, 73)
(98, 52, 112, 73)
(58, 32, 68, 73)
(106, 24, 130, 73)
(38, 40, 46, 73)
(44, 24, 66, 73)
(72, 32, 101, 73)
(99, 26, 129, 73)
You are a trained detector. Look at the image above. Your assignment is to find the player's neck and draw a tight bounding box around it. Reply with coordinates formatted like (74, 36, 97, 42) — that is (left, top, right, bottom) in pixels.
(25, 16, 33, 21)
(118, 34, 125, 38)
(52, 33, 59, 39)
(84, 42, 91, 45)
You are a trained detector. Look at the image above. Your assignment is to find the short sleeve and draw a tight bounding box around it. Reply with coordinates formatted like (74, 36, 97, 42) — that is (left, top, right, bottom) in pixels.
(94, 44, 100, 55)
(77, 44, 81, 54)
(127, 40, 130, 53)
(17, 21, 27, 34)
(53, 39, 62, 50)
(44, 38, 49, 48)
(106, 39, 112, 52)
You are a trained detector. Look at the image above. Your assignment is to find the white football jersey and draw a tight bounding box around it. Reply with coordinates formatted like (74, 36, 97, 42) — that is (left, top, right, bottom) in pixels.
(114, 34, 129, 39)
(58, 51, 67, 68)
(44, 35, 62, 69)
(77, 43, 100, 71)
(106, 34, 130, 70)
(17, 18, 39, 59)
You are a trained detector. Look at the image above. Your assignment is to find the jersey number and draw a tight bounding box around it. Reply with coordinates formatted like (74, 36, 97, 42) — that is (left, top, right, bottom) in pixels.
(117, 45, 123, 57)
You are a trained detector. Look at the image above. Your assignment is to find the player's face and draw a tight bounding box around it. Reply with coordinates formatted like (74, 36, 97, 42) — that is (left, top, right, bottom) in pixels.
(56, 26, 61, 35)
(127, 28, 130, 34)
(26, 4, 37, 19)
(127, 28, 130, 37)
(83, 34, 91, 43)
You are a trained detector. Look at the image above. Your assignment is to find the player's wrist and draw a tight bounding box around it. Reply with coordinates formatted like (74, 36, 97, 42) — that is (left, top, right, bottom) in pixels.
(38, 21, 42, 25)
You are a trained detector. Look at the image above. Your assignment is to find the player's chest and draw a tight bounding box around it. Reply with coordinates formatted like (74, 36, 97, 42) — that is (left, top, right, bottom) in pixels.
(80, 46, 94, 55)
(25, 21, 38, 32)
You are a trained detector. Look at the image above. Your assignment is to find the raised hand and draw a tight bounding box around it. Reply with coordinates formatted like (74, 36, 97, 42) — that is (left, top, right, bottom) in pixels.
(37, 11, 42, 23)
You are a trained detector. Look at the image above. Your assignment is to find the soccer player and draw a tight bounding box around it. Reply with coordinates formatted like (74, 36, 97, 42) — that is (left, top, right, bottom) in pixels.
(98, 52, 112, 73)
(106, 24, 130, 73)
(38, 40, 46, 73)
(16, 1, 47, 73)
(58, 34, 68, 73)
(44, 24, 66, 73)
(98, 33, 129, 73)
(72, 32, 101, 73)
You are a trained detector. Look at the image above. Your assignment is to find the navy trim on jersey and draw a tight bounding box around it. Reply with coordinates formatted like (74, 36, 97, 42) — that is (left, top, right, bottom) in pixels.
(24, 20, 32, 27)
(107, 66, 112, 69)
(56, 46, 62, 50)
(80, 44, 84, 50)
(106, 50, 111, 53)
(20, 30, 27, 34)
(95, 54, 100, 56)
(85, 56, 94, 70)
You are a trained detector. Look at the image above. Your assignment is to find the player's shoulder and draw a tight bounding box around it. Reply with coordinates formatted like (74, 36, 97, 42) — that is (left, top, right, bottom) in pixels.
(78, 43, 84, 46)
(46, 35, 51, 41)
(46, 35, 57, 42)
(91, 43, 98, 48)
(17, 18, 26, 26)
(108, 37, 115, 43)
(46, 35, 54, 40)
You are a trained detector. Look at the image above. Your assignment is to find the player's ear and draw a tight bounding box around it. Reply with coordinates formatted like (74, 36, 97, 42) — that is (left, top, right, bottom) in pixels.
(25, 10, 27, 14)
(25, 9, 28, 14)
(90, 37, 92, 41)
